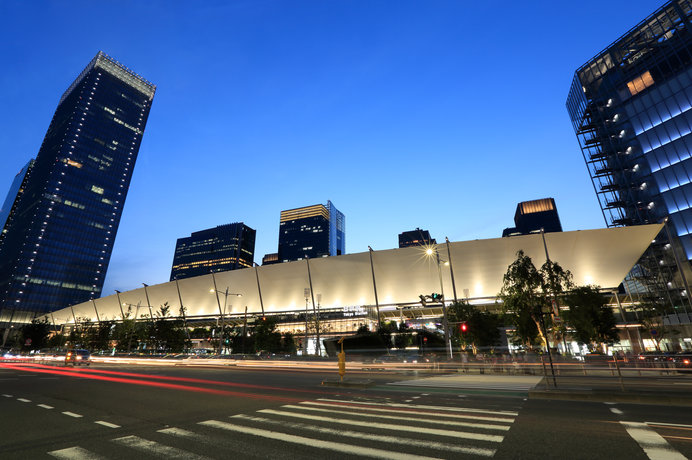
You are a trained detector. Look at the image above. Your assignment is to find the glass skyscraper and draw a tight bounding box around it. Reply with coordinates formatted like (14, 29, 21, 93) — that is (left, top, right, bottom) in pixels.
(0, 159, 34, 247)
(567, 1, 692, 300)
(278, 200, 345, 262)
(0, 52, 155, 314)
(170, 223, 256, 281)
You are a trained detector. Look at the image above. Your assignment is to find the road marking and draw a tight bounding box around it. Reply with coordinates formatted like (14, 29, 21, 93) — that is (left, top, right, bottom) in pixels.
(604, 402, 617, 405)
(299, 401, 515, 423)
(647, 422, 692, 429)
(38, 404, 54, 409)
(412, 396, 420, 399)
(2, 393, 13, 397)
(317, 398, 518, 416)
(47, 446, 105, 459)
(112, 435, 209, 459)
(201, 419, 443, 460)
(421, 393, 429, 396)
(62, 411, 83, 418)
(405, 399, 413, 402)
(610, 408, 624, 415)
(95, 420, 120, 428)
(233, 413, 497, 457)
(17, 398, 31, 402)
(621, 421, 687, 460)
(258, 409, 504, 442)
(158, 427, 206, 440)
(283, 404, 510, 431)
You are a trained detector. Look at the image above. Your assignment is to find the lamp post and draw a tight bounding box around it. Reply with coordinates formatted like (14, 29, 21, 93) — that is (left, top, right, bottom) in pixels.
(426, 246, 452, 359)
(368, 246, 382, 329)
(209, 282, 242, 355)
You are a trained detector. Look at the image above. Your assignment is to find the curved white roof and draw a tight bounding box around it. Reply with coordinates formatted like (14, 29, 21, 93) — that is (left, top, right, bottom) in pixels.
(51, 225, 662, 324)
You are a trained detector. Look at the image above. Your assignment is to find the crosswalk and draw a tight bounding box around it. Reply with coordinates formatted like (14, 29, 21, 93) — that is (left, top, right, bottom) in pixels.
(47, 397, 519, 459)
(387, 374, 543, 391)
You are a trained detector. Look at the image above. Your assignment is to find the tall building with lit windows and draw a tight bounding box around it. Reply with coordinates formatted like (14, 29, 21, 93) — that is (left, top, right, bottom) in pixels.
(278, 201, 345, 262)
(567, 1, 692, 299)
(398, 228, 436, 248)
(502, 198, 562, 237)
(0, 159, 35, 248)
(170, 223, 256, 281)
(0, 52, 155, 315)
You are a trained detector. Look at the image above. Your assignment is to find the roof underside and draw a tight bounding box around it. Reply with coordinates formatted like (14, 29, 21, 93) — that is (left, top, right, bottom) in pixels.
(50, 225, 662, 324)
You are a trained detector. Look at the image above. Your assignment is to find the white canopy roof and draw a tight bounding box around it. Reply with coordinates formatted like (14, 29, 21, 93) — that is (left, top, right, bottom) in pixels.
(51, 224, 663, 324)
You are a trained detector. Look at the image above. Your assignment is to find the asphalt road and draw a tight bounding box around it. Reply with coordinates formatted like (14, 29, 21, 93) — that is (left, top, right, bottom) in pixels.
(1, 362, 691, 459)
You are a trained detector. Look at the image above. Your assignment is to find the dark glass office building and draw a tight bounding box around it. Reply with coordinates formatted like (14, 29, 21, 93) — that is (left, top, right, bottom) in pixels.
(0, 52, 155, 314)
(0, 159, 34, 247)
(278, 201, 345, 262)
(170, 223, 256, 281)
(398, 228, 436, 248)
(502, 198, 562, 237)
(567, 1, 692, 300)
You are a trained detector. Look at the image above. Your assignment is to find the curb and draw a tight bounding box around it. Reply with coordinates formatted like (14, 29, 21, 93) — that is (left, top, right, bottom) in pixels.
(528, 389, 692, 406)
(322, 379, 374, 388)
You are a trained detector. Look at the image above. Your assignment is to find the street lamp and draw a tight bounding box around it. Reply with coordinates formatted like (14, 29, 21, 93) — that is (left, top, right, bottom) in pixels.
(425, 245, 453, 359)
(209, 287, 242, 355)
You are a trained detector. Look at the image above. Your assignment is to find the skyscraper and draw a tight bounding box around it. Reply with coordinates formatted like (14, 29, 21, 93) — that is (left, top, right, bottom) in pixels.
(502, 198, 562, 237)
(278, 200, 345, 262)
(398, 228, 436, 248)
(170, 223, 256, 281)
(0, 159, 34, 247)
(0, 52, 155, 314)
(566, 1, 692, 297)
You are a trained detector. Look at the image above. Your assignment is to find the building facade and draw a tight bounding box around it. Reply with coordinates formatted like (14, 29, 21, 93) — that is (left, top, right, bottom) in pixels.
(398, 228, 436, 248)
(278, 200, 345, 262)
(0, 159, 34, 247)
(567, 1, 692, 303)
(170, 223, 256, 281)
(0, 52, 155, 314)
(502, 198, 563, 237)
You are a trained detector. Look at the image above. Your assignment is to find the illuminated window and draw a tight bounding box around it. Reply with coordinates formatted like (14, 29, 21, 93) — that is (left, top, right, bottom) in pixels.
(91, 185, 104, 194)
(627, 71, 655, 96)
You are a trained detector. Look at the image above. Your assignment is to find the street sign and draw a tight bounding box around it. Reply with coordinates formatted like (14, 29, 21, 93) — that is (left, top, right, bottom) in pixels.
(650, 329, 658, 336)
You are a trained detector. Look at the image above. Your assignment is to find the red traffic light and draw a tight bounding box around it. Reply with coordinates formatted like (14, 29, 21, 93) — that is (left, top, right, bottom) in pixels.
(460, 323, 468, 332)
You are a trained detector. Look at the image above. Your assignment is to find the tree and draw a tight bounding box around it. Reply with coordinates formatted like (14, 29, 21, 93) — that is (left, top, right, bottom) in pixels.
(563, 286, 619, 352)
(448, 301, 502, 354)
(20, 318, 52, 350)
(499, 250, 572, 350)
(636, 292, 680, 352)
(252, 316, 281, 354)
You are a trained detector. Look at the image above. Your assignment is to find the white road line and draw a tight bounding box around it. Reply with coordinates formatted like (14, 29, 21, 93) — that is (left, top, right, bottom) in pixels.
(200, 419, 443, 460)
(17, 398, 31, 402)
(646, 421, 692, 429)
(620, 421, 687, 460)
(1, 394, 13, 397)
(421, 393, 429, 396)
(158, 427, 207, 440)
(94, 421, 120, 428)
(62, 411, 83, 418)
(112, 435, 209, 459)
(232, 413, 497, 457)
(604, 402, 617, 405)
(299, 401, 515, 423)
(317, 398, 518, 416)
(258, 409, 504, 442)
(610, 408, 624, 415)
(282, 404, 510, 431)
(38, 404, 54, 409)
(47, 446, 105, 459)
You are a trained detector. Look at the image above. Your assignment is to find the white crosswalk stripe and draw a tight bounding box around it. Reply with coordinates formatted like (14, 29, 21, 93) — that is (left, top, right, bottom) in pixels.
(112, 435, 210, 459)
(47, 446, 106, 459)
(231, 413, 498, 457)
(317, 398, 519, 416)
(620, 421, 687, 460)
(200, 419, 442, 460)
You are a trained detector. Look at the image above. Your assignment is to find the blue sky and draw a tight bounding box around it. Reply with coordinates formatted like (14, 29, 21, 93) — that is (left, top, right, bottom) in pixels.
(0, 0, 662, 294)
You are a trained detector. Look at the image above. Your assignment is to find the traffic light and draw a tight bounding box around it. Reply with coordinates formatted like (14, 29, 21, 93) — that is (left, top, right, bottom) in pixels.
(431, 293, 443, 302)
(460, 322, 468, 333)
(261, 316, 266, 321)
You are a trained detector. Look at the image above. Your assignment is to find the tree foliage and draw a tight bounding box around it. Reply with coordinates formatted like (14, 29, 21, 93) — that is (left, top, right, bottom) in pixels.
(447, 301, 502, 353)
(499, 250, 572, 350)
(563, 286, 619, 351)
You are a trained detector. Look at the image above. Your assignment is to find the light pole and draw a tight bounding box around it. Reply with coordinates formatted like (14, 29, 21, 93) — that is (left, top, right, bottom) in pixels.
(209, 284, 242, 355)
(368, 246, 382, 329)
(426, 246, 453, 359)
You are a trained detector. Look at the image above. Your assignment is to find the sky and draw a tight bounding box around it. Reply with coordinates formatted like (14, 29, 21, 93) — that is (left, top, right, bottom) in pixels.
(0, 0, 663, 295)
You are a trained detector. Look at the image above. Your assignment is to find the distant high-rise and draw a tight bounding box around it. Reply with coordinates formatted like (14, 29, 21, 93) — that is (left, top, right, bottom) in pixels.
(278, 200, 345, 262)
(262, 253, 279, 266)
(398, 228, 436, 248)
(170, 223, 256, 281)
(502, 198, 562, 237)
(0, 52, 155, 314)
(566, 1, 692, 297)
(0, 159, 34, 247)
